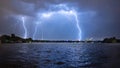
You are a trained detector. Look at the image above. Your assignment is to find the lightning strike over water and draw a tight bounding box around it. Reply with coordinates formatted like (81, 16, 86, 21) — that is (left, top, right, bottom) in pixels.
(33, 22, 42, 40)
(18, 4, 82, 40)
(21, 17, 27, 39)
(38, 10, 82, 40)
(33, 23, 38, 40)
(73, 12, 81, 40)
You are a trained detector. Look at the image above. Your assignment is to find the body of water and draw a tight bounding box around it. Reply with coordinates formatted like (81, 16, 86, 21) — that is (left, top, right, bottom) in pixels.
(0, 43, 120, 68)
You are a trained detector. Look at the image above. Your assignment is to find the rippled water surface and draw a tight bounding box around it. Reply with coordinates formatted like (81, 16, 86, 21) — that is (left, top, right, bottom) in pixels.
(0, 43, 120, 68)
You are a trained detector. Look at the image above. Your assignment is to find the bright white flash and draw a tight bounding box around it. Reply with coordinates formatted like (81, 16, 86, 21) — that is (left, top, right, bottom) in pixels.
(42, 13, 52, 18)
(21, 17, 27, 39)
(37, 9, 82, 40)
(32, 4, 82, 40)
(17, 4, 96, 40)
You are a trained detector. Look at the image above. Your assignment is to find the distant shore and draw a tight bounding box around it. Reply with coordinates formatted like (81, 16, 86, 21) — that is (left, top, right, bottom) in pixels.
(0, 34, 120, 44)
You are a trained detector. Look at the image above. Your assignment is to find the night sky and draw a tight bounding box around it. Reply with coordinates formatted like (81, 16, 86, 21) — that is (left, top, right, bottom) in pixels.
(0, 0, 120, 40)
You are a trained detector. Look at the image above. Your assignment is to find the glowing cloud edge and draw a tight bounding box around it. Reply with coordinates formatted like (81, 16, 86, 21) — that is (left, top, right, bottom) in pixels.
(36, 9, 82, 40)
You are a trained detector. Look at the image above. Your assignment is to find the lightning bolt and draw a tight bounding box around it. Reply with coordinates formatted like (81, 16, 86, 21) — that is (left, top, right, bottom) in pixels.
(33, 24, 38, 40)
(21, 17, 27, 39)
(33, 22, 39, 40)
(11, 3, 97, 41)
(73, 12, 81, 41)
(60, 10, 81, 40)
(39, 10, 82, 40)
(19, 4, 82, 40)
(33, 21, 44, 40)
(41, 26, 43, 40)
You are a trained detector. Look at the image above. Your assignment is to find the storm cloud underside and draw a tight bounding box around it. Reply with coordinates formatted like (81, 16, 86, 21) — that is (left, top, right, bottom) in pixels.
(0, 0, 120, 40)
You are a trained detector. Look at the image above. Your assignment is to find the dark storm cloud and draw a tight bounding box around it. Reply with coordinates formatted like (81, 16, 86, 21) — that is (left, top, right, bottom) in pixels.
(0, 0, 119, 15)
(0, 0, 120, 40)
(0, 0, 35, 16)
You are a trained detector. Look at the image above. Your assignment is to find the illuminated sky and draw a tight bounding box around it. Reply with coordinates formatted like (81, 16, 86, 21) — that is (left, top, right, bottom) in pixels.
(0, 0, 120, 40)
